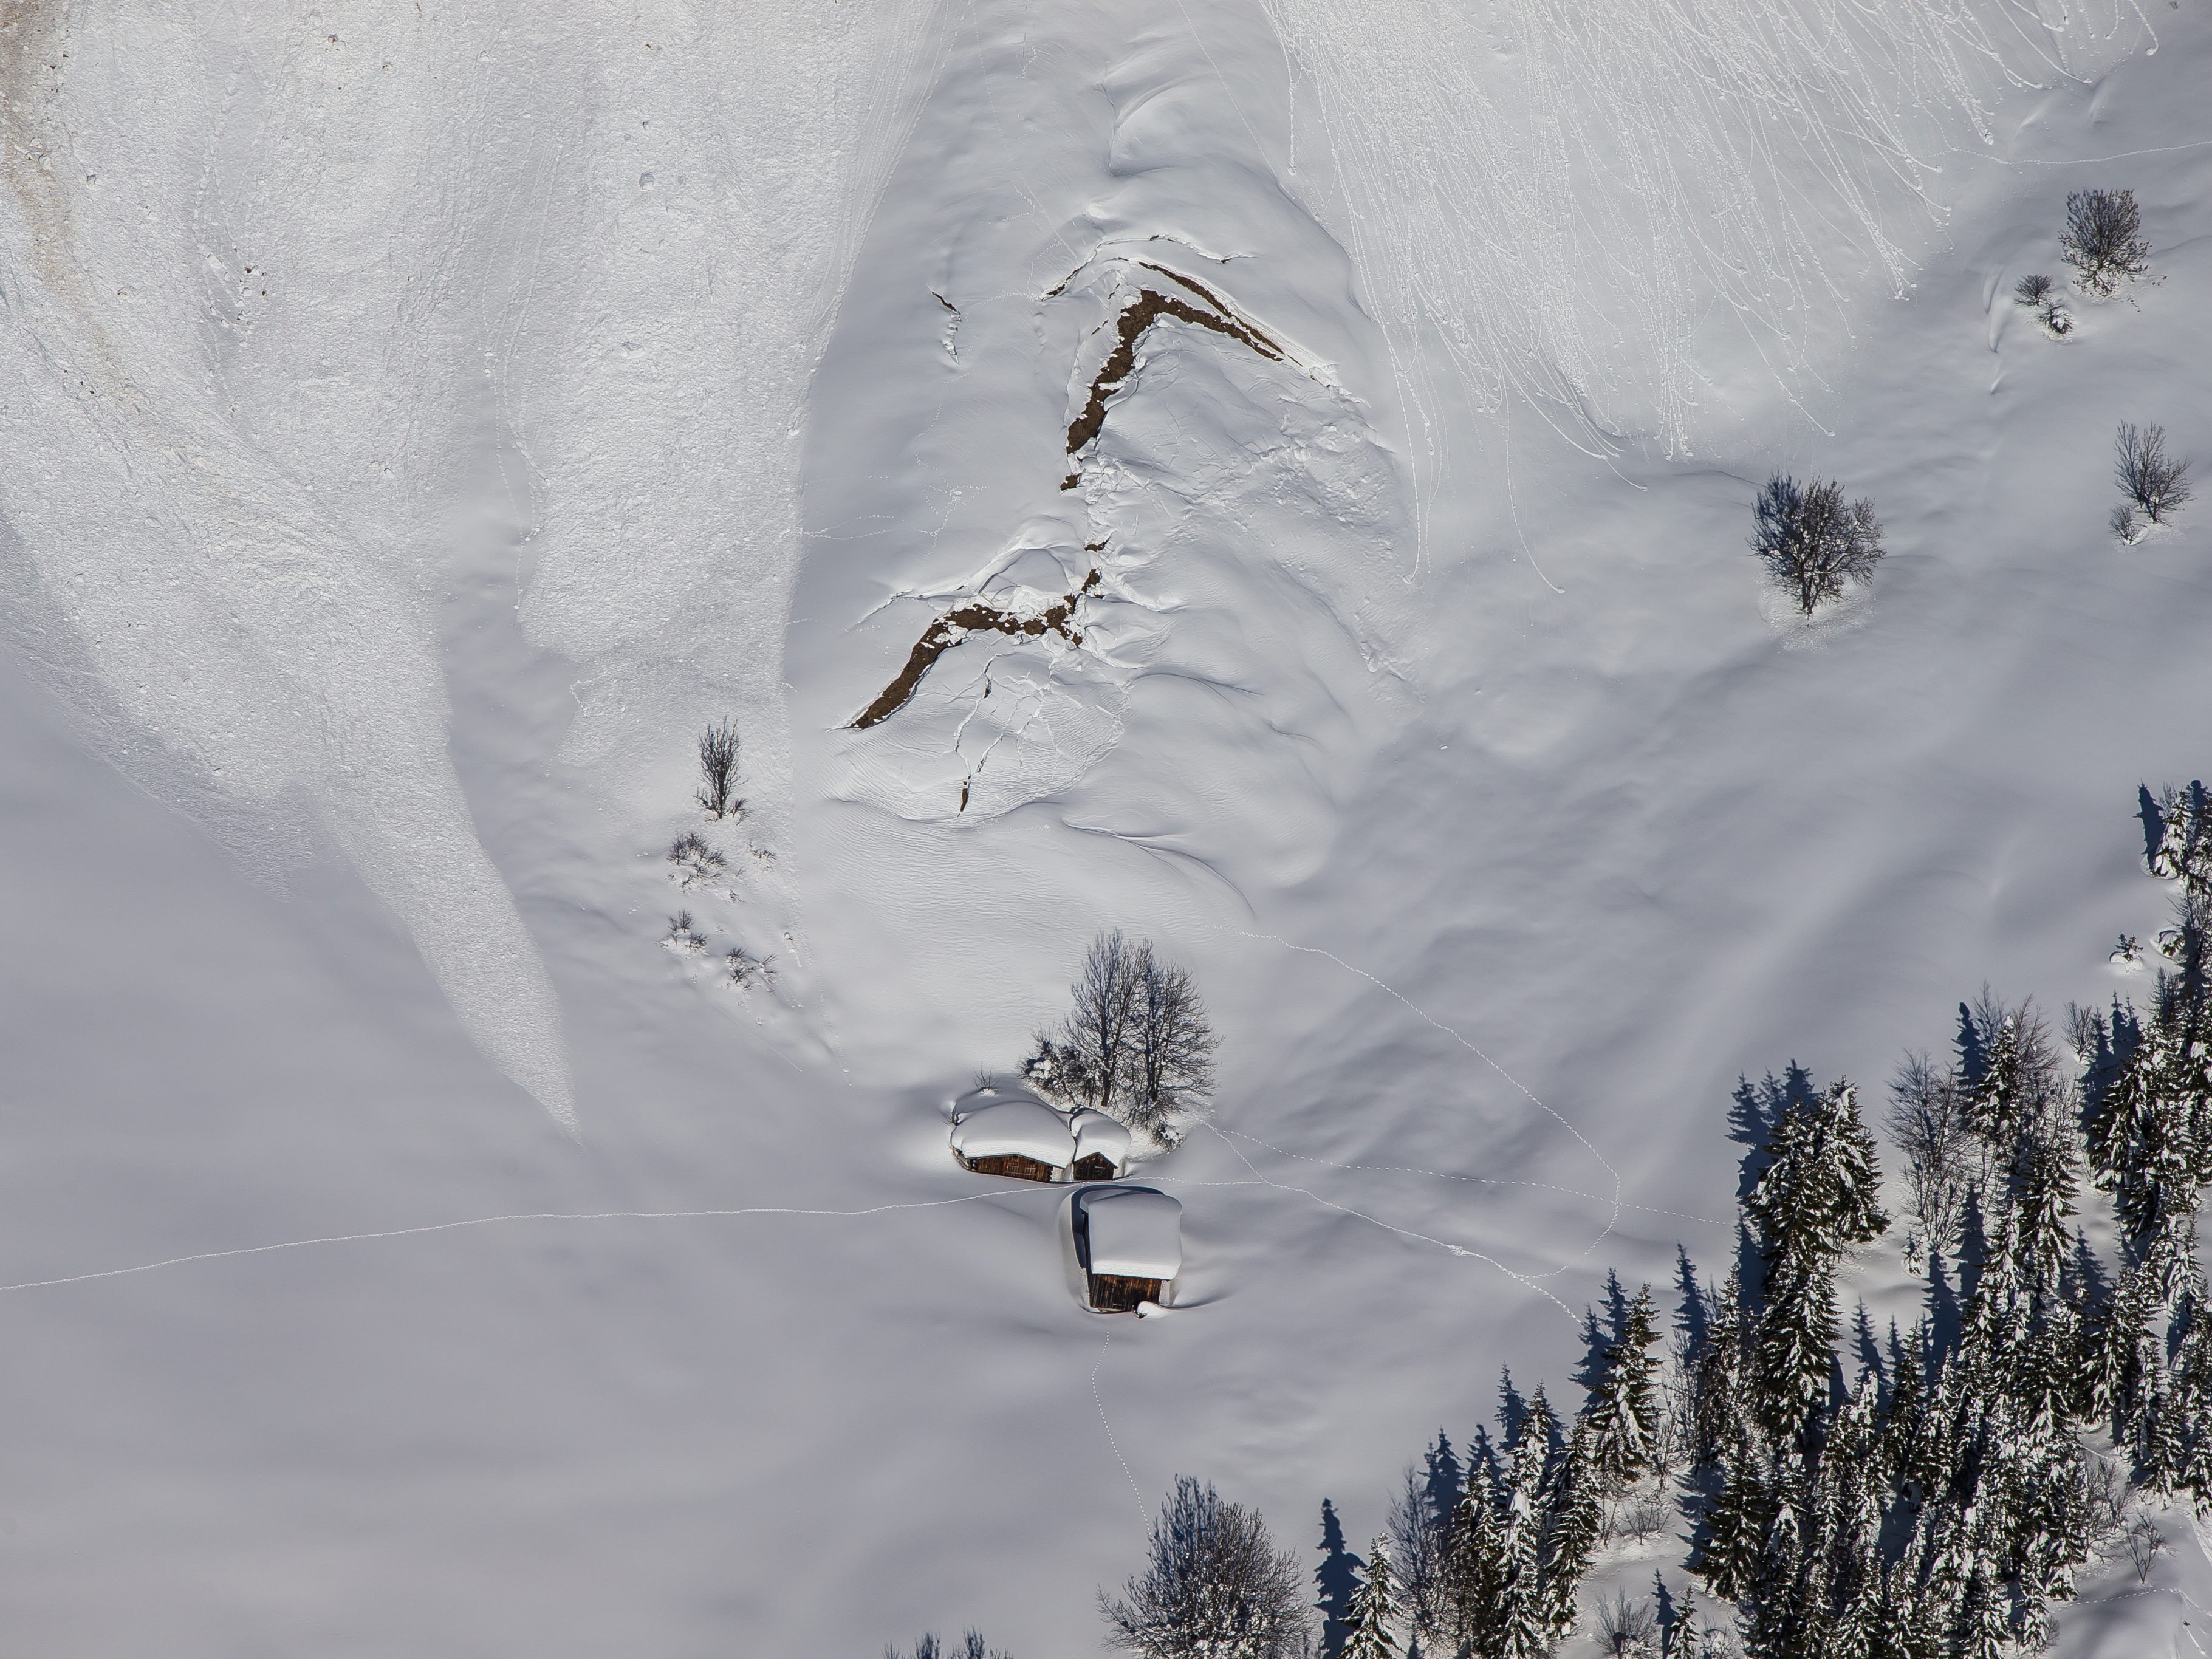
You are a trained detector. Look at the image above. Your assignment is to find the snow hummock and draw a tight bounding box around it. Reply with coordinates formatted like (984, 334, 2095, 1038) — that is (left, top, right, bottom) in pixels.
(1079, 1186, 1183, 1280)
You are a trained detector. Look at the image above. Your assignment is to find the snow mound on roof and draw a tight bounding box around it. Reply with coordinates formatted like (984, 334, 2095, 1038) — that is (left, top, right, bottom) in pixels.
(1081, 1187, 1182, 1279)
(1070, 1110, 1131, 1165)
(950, 1098, 1073, 1164)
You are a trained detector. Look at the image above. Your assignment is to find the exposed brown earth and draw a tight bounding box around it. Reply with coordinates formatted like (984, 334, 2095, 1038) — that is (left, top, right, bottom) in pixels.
(850, 569, 1102, 730)
(1060, 274, 1284, 487)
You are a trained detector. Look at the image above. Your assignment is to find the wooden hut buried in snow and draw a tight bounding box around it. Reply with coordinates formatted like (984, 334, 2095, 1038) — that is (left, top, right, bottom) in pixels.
(1068, 1109, 1132, 1182)
(1068, 1185, 1183, 1313)
(949, 1095, 1074, 1182)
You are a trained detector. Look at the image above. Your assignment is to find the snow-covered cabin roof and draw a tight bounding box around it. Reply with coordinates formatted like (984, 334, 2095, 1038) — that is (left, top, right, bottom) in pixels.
(1082, 1187, 1182, 1279)
(1069, 1109, 1131, 1165)
(950, 1097, 1073, 1164)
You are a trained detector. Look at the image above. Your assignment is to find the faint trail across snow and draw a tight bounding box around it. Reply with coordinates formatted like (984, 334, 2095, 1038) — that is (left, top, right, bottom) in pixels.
(1203, 925, 1625, 1245)
(1212, 1126, 1730, 1231)
(1182, 1134, 1580, 1322)
(1091, 1333, 1151, 1531)
(0, 1194, 1018, 1296)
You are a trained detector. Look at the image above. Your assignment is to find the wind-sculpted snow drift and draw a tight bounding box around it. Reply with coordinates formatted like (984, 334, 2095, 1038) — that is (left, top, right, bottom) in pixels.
(1262, 0, 2148, 457)
(0, 5, 931, 1126)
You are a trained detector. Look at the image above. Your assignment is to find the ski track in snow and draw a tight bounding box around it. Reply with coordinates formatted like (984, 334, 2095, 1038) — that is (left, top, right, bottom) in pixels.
(0, 1194, 1018, 1296)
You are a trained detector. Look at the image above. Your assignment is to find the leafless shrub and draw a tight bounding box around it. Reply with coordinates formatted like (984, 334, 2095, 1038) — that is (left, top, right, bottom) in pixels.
(1596, 1590, 1659, 1657)
(2012, 272, 2072, 335)
(2061, 188, 2151, 298)
(667, 830, 728, 889)
(2124, 1514, 2165, 1583)
(2115, 423, 2193, 525)
(1750, 474, 1885, 615)
(724, 946, 775, 990)
(2111, 503, 2140, 542)
(1603, 1488, 1675, 1547)
(663, 911, 707, 954)
(2084, 1453, 2128, 1550)
(696, 718, 744, 820)
(885, 1637, 1010, 1659)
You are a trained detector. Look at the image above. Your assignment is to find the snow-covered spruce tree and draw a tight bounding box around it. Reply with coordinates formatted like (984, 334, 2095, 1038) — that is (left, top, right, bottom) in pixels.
(1749, 474, 1885, 615)
(2150, 781, 2212, 892)
(1586, 1284, 1663, 1489)
(1338, 1539, 1398, 1659)
(2061, 187, 2152, 298)
(1687, 1428, 1769, 1603)
(1745, 1079, 1887, 1441)
(1686, 1268, 1746, 1472)
(1100, 1477, 1310, 1659)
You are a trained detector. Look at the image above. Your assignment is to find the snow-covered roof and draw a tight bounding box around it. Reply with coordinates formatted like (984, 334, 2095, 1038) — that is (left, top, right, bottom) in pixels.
(950, 1098, 1073, 1164)
(1082, 1187, 1182, 1279)
(1069, 1109, 1131, 1165)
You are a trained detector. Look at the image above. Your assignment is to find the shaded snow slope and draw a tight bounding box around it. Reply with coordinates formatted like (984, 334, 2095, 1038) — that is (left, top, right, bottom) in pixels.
(1, 0, 2210, 1655)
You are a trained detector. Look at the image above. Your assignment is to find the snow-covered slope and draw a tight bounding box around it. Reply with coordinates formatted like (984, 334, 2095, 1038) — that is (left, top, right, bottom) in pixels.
(2, 0, 2210, 1654)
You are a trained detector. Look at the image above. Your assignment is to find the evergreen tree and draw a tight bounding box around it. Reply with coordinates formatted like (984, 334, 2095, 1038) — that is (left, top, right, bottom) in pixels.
(1588, 1284, 1663, 1488)
(1747, 1081, 1888, 1439)
(1691, 1431, 1770, 1601)
(1340, 1539, 1399, 1659)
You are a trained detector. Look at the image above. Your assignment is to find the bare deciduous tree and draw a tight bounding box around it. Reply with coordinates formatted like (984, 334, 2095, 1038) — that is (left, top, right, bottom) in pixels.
(1128, 945, 1219, 1143)
(1886, 1052, 1976, 1264)
(1750, 474, 1885, 615)
(1029, 931, 1219, 1144)
(696, 718, 744, 819)
(1383, 1466, 1450, 1646)
(2115, 423, 2193, 526)
(1100, 1476, 1310, 1659)
(1596, 1590, 1659, 1658)
(2061, 188, 2151, 298)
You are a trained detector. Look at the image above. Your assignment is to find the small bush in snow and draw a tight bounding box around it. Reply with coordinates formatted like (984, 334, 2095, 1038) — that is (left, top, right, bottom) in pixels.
(884, 1635, 1010, 1659)
(2114, 422, 2193, 527)
(724, 945, 774, 990)
(695, 717, 744, 820)
(667, 830, 727, 889)
(2010, 272, 2072, 336)
(2111, 503, 2140, 543)
(1749, 474, 1885, 615)
(663, 910, 706, 954)
(2061, 188, 2152, 298)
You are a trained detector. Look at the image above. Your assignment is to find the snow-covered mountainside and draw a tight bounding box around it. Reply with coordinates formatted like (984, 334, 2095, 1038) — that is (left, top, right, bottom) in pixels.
(2, 1, 2209, 1654)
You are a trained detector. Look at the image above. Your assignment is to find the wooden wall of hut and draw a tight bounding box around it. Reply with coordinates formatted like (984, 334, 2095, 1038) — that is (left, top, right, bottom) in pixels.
(959, 1152, 1061, 1183)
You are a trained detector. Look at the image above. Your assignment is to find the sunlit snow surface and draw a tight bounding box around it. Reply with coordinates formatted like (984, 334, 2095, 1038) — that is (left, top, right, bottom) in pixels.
(0, 4, 931, 1127)
(4, 0, 2212, 1655)
(1263, 0, 2145, 457)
